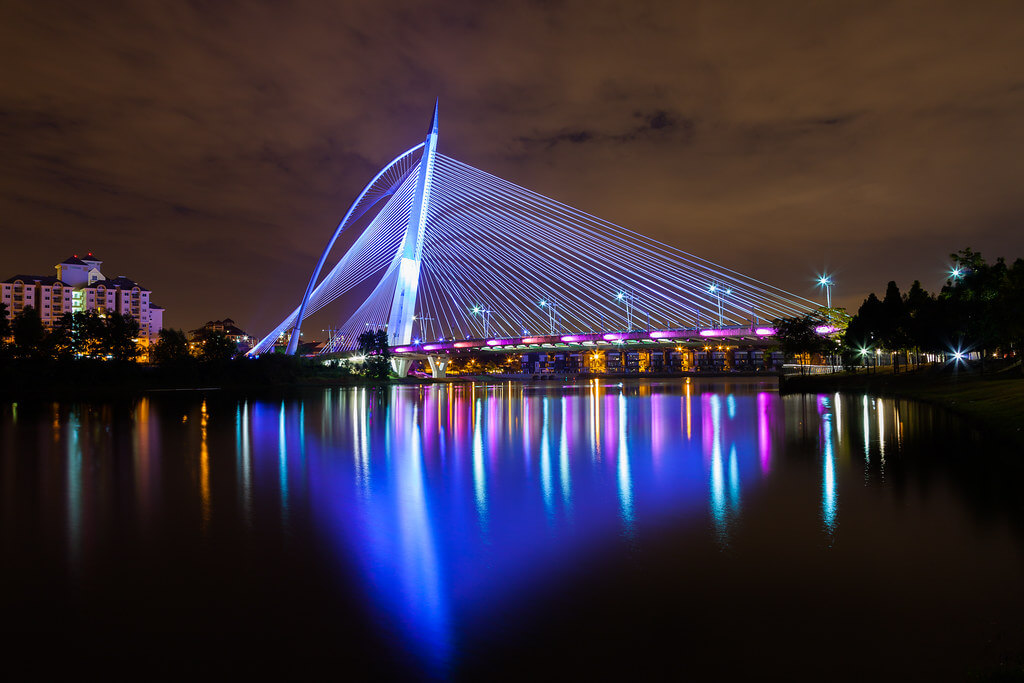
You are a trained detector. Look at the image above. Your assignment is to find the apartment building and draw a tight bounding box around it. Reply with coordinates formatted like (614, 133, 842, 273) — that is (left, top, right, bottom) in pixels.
(2, 253, 164, 343)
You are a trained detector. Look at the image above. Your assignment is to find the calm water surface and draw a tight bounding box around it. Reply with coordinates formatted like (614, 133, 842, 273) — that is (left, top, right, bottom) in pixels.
(1, 379, 1022, 680)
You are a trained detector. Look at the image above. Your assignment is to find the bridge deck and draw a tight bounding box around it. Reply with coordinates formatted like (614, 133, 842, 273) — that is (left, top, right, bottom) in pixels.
(391, 325, 793, 354)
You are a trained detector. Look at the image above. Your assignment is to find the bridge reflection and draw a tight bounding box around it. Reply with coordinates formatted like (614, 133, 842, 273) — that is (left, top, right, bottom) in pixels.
(236, 380, 794, 671)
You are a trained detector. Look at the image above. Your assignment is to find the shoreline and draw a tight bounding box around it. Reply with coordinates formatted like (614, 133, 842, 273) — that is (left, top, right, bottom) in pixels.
(0, 363, 783, 402)
(779, 364, 1024, 448)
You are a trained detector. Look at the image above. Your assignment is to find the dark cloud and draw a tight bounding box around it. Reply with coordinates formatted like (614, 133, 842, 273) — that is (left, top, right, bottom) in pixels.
(516, 109, 694, 149)
(1, 0, 1023, 334)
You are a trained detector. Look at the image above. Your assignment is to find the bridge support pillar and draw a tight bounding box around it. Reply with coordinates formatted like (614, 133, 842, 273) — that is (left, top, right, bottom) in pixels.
(390, 356, 413, 377)
(428, 354, 449, 379)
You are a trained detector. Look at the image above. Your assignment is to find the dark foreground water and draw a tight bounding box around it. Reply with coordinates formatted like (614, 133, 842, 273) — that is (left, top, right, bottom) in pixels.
(1, 379, 1022, 680)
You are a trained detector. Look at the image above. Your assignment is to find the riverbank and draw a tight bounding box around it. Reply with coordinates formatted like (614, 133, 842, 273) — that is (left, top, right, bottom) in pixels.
(780, 362, 1024, 446)
(0, 356, 374, 400)
(0, 358, 784, 401)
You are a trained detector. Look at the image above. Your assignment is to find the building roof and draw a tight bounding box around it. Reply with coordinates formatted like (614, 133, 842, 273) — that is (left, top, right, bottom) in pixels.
(88, 276, 149, 291)
(82, 253, 101, 261)
(149, 303, 165, 310)
(59, 256, 88, 265)
(3, 274, 69, 286)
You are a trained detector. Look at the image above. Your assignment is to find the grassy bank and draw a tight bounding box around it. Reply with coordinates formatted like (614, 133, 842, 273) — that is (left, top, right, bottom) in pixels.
(780, 362, 1024, 446)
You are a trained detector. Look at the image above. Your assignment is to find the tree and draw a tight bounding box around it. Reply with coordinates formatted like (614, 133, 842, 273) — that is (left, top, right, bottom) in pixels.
(357, 328, 392, 380)
(0, 303, 11, 361)
(12, 306, 45, 359)
(879, 281, 909, 354)
(940, 248, 1009, 371)
(773, 313, 834, 373)
(73, 310, 109, 359)
(44, 312, 76, 360)
(105, 312, 140, 362)
(1004, 258, 1024, 371)
(0, 303, 10, 340)
(902, 280, 939, 364)
(152, 328, 192, 365)
(196, 329, 237, 363)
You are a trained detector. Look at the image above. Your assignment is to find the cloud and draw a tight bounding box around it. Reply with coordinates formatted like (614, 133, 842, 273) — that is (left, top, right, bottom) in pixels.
(0, 0, 1022, 332)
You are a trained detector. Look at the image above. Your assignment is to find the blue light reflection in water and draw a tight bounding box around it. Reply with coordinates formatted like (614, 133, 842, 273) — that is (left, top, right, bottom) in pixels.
(819, 395, 838, 538)
(243, 380, 781, 673)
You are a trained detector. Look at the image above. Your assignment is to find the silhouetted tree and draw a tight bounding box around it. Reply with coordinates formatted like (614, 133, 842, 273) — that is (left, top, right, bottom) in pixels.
(152, 328, 192, 365)
(0, 303, 10, 340)
(902, 280, 939, 364)
(196, 329, 237, 363)
(773, 313, 834, 373)
(0, 303, 11, 361)
(12, 306, 45, 359)
(72, 310, 109, 358)
(44, 313, 76, 360)
(105, 312, 140, 362)
(357, 328, 392, 380)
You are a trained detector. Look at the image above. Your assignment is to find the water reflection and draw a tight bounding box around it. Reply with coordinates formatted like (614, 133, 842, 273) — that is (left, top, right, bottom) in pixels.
(66, 409, 82, 569)
(819, 395, 837, 538)
(8, 380, 1017, 677)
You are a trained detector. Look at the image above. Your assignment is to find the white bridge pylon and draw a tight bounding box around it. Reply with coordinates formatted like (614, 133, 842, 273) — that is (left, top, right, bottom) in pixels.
(250, 103, 820, 362)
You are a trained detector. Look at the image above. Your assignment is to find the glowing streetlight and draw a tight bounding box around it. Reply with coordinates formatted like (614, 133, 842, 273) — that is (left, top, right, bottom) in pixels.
(538, 298, 559, 335)
(817, 275, 834, 309)
(615, 289, 636, 330)
(471, 305, 492, 338)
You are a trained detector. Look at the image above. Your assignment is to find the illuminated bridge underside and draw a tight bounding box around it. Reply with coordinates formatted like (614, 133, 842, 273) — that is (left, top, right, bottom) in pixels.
(251, 110, 820, 359)
(393, 326, 803, 355)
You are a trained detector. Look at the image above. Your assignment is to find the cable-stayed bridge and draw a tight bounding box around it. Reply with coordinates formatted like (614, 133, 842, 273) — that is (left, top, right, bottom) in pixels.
(250, 103, 821, 374)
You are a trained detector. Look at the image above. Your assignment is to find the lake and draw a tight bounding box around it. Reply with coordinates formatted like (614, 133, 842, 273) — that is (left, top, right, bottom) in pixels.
(1, 379, 1021, 680)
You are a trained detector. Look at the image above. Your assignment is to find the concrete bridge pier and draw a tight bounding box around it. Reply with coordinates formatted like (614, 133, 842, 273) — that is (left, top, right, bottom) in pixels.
(428, 354, 449, 379)
(390, 356, 414, 377)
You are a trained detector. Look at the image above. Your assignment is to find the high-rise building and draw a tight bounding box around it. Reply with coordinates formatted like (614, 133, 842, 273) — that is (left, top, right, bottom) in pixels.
(2, 253, 164, 343)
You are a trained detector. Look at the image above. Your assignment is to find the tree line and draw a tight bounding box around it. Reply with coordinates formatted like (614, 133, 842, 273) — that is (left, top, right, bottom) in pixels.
(0, 305, 142, 362)
(843, 248, 1024, 368)
(0, 303, 239, 364)
(772, 248, 1024, 371)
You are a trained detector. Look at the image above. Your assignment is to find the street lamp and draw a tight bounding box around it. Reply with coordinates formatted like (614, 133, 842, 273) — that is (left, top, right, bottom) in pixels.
(538, 298, 559, 335)
(471, 305, 492, 338)
(817, 275, 834, 309)
(615, 290, 636, 330)
(708, 283, 729, 327)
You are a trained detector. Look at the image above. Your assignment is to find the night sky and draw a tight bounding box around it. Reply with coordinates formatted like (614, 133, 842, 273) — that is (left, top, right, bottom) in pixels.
(3, 0, 1023, 337)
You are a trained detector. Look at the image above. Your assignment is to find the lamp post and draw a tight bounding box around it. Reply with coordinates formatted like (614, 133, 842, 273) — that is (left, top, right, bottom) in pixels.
(708, 283, 729, 327)
(471, 306, 491, 338)
(817, 275, 834, 309)
(616, 289, 639, 330)
(538, 298, 559, 335)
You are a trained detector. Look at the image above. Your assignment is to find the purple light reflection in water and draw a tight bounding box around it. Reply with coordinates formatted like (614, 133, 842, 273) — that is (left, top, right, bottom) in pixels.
(243, 381, 774, 674)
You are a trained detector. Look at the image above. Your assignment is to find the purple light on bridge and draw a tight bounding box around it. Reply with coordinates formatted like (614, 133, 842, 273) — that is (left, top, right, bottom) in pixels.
(649, 331, 675, 339)
(560, 335, 587, 343)
(815, 325, 838, 334)
(699, 329, 734, 338)
(423, 343, 447, 351)
(394, 346, 413, 353)
(454, 341, 481, 349)
(522, 337, 548, 344)
(487, 339, 517, 346)
(754, 327, 776, 336)
(603, 333, 627, 341)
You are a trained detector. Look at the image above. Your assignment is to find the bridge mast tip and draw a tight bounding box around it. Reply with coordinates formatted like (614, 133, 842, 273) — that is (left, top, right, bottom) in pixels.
(429, 99, 439, 135)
